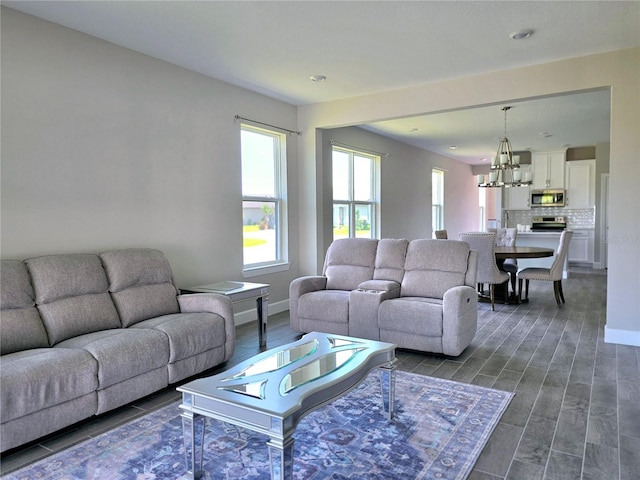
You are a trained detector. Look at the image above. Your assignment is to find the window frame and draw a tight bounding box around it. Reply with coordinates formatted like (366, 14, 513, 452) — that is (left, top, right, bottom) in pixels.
(332, 146, 379, 240)
(241, 123, 289, 275)
(432, 168, 445, 236)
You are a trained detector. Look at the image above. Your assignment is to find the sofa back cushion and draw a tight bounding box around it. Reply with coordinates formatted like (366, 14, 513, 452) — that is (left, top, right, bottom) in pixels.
(25, 254, 120, 345)
(0, 260, 50, 354)
(100, 248, 179, 327)
(322, 238, 378, 291)
(373, 238, 409, 283)
(402, 239, 471, 299)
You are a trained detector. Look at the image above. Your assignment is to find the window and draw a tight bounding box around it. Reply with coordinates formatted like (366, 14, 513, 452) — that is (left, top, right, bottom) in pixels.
(432, 169, 444, 236)
(241, 125, 287, 270)
(332, 147, 378, 240)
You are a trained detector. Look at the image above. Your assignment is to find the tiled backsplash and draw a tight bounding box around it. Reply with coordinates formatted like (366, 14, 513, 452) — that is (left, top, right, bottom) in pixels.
(505, 207, 595, 229)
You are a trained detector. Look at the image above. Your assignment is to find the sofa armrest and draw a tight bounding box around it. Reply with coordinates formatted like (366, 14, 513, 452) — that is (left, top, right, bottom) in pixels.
(178, 293, 235, 358)
(441, 286, 478, 356)
(357, 279, 401, 293)
(289, 276, 328, 332)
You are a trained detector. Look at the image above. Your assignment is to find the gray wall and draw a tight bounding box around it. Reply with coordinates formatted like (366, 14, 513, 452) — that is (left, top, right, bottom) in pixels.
(1, 8, 302, 316)
(1, 8, 478, 323)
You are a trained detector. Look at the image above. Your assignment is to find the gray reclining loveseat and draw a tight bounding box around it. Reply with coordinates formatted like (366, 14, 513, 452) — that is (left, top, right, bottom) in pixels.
(0, 248, 235, 452)
(290, 238, 478, 356)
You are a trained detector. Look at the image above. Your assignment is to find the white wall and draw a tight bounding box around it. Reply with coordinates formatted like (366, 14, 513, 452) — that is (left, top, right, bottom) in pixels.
(298, 48, 640, 347)
(0, 8, 299, 313)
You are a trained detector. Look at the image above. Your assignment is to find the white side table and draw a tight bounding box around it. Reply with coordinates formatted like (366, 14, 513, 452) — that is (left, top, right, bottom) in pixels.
(181, 281, 269, 348)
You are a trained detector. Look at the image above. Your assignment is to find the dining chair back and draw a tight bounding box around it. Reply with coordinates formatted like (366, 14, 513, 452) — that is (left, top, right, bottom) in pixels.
(459, 232, 509, 311)
(490, 227, 518, 294)
(517, 230, 573, 306)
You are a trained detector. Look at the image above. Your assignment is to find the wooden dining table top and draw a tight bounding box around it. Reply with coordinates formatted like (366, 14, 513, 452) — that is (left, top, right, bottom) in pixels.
(494, 245, 555, 259)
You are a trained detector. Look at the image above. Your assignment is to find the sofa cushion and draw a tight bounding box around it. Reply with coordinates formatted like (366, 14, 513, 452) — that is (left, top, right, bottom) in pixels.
(378, 297, 443, 337)
(1, 260, 35, 310)
(323, 238, 378, 291)
(56, 329, 169, 389)
(100, 249, 179, 327)
(1, 260, 50, 354)
(298, 291, 350, 323)
(1, 309, 50, 355)
(37, 293, 121, 345)
(0, 348, 98, 422)
(100, 248, 176, 292)
(402, 240, 470, 299)
(110, 284, 181, 328)
(131, 312, 227, 362)
(373, 238, 409, 283)
(25, 254, 121, 345)
(26, 254, 109, 304)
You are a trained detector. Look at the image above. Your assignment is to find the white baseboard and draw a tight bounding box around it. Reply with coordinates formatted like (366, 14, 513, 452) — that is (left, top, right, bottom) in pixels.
(234, 299, 289, 326)
(604, 325, 640, 347)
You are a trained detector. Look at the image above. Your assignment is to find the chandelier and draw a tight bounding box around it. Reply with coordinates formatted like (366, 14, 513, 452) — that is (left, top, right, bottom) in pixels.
(478, 106, 532, 188)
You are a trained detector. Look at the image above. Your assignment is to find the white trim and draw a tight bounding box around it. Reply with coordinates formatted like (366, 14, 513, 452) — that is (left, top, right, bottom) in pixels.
(604, 325, 640, 347)
(599, 173, 609, 270)
(233, 299, 289, 326)
(243, 262, 290, 277)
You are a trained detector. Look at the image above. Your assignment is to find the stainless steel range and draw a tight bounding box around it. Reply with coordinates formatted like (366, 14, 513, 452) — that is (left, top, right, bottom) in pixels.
(531, 215, 567, 231)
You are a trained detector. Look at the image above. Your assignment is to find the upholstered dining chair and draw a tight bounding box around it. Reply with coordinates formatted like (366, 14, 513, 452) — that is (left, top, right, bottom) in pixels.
(490, 227, 518, 295)
(459, 232, 509, 311)
(518, 230, 573, 306)
(434, 230, 448, 239)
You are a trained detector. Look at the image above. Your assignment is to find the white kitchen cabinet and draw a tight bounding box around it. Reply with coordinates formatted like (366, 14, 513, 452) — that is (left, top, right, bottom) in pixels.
(503, 165, 531, 209)
(565, 159, 595, 208)
(568, 229, 594, 264)
(532, 151, 565, 189)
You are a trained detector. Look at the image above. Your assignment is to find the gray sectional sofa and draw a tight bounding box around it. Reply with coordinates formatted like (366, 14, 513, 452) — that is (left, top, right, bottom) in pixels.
(0, 248, 235, 452)
(290, 238, 478, 356)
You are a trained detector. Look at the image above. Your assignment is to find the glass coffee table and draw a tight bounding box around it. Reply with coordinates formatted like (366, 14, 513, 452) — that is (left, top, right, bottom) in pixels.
(178, 331, 397, 479)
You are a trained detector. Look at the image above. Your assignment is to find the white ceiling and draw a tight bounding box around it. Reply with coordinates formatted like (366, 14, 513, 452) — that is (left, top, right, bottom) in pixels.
(4, 1, 639, 164)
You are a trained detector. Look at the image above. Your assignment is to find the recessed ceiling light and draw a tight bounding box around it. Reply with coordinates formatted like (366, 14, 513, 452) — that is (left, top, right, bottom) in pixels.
(310, 75, 327, 82)
(449, 145, 457, 150)
(509, 29, 533, 40)
(539, 132, 552, 138)
(409, 128, 419, 133)
(561, 143, 571, 148)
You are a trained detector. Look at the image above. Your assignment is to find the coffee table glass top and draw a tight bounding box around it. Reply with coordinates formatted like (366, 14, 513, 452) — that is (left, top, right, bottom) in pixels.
(178, 332, 395, 418)
(219, 337, 367, 398)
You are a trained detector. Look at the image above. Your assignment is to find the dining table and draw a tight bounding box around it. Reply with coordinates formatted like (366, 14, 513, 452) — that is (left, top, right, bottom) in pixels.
(493, 245, 556, 304)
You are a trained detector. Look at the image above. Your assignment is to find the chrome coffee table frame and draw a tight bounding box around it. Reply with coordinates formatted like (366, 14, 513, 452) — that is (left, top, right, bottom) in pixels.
(178, 331, 397, 479)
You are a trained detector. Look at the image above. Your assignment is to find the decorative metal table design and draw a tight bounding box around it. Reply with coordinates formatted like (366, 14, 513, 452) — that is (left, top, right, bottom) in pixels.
(177, 332, 397, 479)
(181, 281, 269, 348)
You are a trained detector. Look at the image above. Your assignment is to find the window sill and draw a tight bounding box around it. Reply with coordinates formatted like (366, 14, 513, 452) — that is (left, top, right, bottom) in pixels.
(243, 262, 291, 278)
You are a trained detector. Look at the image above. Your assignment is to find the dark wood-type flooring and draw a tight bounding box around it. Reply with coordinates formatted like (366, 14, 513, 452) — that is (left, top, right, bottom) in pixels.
(2, 267, 638, 479)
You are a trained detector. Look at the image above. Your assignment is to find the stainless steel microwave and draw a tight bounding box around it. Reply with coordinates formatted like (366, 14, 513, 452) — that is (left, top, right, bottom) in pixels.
(531, 189, 565, 207)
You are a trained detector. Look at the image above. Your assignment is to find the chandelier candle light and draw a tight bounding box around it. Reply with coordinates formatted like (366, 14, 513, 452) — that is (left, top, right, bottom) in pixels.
(478, 106, 533, 188)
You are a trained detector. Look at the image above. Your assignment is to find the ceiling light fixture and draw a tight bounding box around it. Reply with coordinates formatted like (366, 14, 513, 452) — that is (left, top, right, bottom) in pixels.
(449, 145, 457, 150)
(509, 29, 533, 40)
(478, 106, 532, 188)
(310, 75, 327, 82)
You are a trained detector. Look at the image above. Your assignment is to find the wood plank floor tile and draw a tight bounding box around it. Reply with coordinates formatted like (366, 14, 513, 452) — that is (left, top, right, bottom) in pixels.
(2, 269, 637, 480)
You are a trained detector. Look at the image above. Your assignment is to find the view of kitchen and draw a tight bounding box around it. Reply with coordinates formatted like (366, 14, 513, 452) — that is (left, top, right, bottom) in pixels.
(483, 145, 608, 277)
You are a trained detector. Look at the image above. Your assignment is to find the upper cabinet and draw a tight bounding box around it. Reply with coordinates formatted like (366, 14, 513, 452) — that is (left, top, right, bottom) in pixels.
(532, 150, 565, 189)
(565, 159, 596, 208)
(503, 164, 531, 210)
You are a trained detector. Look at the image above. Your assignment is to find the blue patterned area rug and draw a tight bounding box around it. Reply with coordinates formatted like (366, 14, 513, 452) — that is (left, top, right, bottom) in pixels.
(4, 372, 512, 480)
